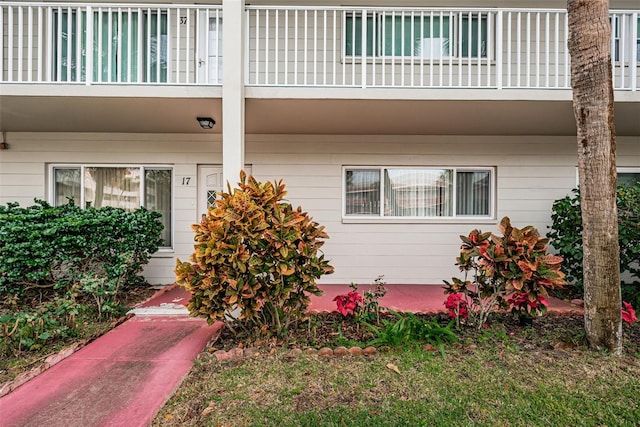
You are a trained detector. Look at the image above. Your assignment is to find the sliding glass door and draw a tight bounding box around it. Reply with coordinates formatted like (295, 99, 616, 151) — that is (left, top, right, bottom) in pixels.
(54, 9, 167, 83)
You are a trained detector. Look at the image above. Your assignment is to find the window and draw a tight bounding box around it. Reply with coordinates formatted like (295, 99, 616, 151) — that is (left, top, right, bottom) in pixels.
(618, 168, 640, 186)
(54, 9, 167, 82)
(345, 12, 488, 58)
(51, 165, 172, 247)
(344, 167, 493, 219)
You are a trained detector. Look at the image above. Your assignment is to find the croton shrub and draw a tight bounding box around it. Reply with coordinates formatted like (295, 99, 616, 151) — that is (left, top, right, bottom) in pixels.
(175, 172, 334, 338)
(444, 216, 567, 329)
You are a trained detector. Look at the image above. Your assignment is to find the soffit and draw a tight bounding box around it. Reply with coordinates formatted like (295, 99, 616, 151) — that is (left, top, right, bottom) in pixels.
(245, 98, 640, 136)
(0, 95, 223, 133)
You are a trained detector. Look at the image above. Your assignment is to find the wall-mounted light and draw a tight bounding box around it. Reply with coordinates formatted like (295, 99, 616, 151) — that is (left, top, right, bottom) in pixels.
(0, 143, 7, 150)
(197, 117, 216, 129)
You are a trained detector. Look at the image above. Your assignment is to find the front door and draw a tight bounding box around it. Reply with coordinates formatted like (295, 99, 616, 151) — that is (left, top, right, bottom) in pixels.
(197, 15, 222, 84)
(198, 165, 223, 218)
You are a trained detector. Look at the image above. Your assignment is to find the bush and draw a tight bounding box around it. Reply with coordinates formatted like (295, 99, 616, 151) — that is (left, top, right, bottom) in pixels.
(175, 172, 334, 338)
(444, 217, 567, 329)
(0, 199, 164, 312)
(548, 183, 640, 306)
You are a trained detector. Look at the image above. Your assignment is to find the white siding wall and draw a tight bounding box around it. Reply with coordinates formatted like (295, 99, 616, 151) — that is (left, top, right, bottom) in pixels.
(0, 132, 638, 285)
(247, 134, 639, 285)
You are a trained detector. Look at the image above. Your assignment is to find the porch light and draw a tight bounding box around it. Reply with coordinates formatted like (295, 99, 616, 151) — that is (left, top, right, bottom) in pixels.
(197, 117, 216, 129)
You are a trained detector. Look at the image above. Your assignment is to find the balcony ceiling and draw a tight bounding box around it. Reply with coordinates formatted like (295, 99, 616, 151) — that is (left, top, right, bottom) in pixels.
(245, 98, 640, 137)
(0, 86, 223, 134)
(1, 88, 638, 137)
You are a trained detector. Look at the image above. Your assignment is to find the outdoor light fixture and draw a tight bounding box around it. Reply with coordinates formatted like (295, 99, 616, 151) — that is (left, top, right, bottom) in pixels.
(197, 117, 215, 129)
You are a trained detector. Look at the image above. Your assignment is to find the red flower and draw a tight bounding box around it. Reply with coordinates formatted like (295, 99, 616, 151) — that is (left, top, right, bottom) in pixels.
(507, 292, 547, 314)
(622, 302, 637, 326)
(334, 291, 362, 316)
(444, 293, 469, 319)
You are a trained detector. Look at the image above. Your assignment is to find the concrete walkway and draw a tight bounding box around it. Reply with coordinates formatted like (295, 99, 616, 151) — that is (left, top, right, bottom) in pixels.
(0, 284, 582, 427)
(0, 288, 222, 427)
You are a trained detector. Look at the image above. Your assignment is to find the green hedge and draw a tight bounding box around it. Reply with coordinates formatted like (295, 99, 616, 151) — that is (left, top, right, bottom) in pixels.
(0, 199, 164, 355)
(0, 199, 164, 299)
(548, 183, 640, 306)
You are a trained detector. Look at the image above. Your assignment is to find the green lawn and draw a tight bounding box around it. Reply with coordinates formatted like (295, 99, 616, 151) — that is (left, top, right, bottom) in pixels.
(153, 327, 640, 427)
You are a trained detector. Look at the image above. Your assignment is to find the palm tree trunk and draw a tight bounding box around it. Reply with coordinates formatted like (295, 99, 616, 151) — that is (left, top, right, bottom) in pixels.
(567, 0, 622, 353)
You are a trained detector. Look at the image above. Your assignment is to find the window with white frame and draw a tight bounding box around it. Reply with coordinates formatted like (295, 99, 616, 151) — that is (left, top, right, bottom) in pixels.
(51, 165, 172, 247)
(618, 168, 640, 186)
(344, 167, 494, 218)
(345, 11, 488, 59)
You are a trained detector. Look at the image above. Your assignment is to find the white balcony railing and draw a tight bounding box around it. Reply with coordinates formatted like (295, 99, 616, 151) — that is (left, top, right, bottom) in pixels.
(0, 2, 222, 84)
(1, 4, 638, 90)
(246, 6, 639, 90)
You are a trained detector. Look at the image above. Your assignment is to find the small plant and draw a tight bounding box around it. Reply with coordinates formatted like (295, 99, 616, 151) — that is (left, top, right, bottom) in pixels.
(360, 275, 388, 324)
(622, 301, 637, 326)
(444, 217, 567, 330)
(444, 293, 469, 328)
(0, 296, 82, 356)
(334, 291, 363, 317)
(365, 310, 458, 349)
(175, 172, 334, 339)
(335, 276, 388, 323)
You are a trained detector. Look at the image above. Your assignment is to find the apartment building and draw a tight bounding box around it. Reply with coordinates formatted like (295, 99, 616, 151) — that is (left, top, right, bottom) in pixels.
(0, 0, 638, 285)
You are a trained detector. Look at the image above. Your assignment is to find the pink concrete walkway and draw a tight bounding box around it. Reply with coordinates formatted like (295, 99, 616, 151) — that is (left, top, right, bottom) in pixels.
(145, 284, 582, 315)
(311, 283, 582, 315)
(0, 299, 221, 427)
(0, 283, 581, 427)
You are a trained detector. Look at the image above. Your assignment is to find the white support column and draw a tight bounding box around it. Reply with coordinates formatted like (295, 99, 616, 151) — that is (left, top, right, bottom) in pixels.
(222, 0, 245, 188)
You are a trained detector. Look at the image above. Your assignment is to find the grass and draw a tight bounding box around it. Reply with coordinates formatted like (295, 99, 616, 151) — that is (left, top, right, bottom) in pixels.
(153, 321, 640, 427)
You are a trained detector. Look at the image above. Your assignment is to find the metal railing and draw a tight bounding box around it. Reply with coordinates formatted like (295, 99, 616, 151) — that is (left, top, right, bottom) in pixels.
(2, 4, 638, 90)
(0, 2, 222, 84)
(246, 6, 639, 90)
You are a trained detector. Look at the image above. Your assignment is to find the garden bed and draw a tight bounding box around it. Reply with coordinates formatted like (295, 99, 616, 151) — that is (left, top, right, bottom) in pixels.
(152, 312, 640, 427)
(0, 286, 157, 386)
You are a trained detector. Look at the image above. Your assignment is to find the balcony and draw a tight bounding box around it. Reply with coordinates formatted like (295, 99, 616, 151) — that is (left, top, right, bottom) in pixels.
(246, 6, 638, 91)
(2, 4, 638, 90)
(0, 2, 222, 85)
